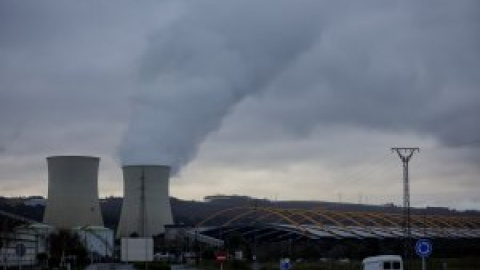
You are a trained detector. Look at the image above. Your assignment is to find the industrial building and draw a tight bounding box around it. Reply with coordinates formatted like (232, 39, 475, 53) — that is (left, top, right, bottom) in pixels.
(1, 155, 114, 268)
(176, 205, 480, 258)
(116, 165, 173, 238)
(73, 226, 114, 258)
(0, 223, 52, 267)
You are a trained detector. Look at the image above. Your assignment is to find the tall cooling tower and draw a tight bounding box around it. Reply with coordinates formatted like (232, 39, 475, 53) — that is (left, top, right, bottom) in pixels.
(117, 165, 173, 238)
(43, 156, 104, 228)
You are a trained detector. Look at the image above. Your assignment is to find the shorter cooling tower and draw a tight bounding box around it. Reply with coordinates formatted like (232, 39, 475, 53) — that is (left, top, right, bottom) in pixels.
(116, 165, 173, 238)
(43, 156, 104, 228)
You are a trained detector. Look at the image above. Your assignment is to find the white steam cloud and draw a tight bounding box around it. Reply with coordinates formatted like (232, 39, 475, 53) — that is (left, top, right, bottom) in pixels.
(119, 2, 320, 173)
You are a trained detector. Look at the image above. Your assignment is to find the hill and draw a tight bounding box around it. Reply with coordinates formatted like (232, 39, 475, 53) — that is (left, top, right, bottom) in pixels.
(1, 195, 478, 231)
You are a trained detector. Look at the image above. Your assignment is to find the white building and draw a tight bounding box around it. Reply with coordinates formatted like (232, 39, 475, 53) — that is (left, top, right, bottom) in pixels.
(73, 226, 114, 259)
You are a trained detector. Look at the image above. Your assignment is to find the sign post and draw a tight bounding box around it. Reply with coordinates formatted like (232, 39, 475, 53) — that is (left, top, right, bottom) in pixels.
(280, 258, 291, 270)
(216, 251, 227, 270)
(415, 239, 432, 270)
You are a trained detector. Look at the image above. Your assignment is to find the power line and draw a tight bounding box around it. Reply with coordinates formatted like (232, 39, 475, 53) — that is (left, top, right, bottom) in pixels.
(337, 152, 398, 185)
(417, 141, 480, 152)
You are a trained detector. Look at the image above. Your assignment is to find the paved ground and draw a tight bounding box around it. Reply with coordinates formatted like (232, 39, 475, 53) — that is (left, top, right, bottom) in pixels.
(85, 263, 200, 270)
(171, 265, 200, 270)
(85, 263, 136, 270)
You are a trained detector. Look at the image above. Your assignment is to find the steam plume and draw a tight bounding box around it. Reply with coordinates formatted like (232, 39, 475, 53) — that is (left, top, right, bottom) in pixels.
(119, 2, 320, 174)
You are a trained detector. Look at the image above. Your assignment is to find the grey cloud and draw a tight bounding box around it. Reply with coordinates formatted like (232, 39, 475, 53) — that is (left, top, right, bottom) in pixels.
(0, 1, 163, 153)
(0, 1, 478, 208)
(232, 0, 480, 148)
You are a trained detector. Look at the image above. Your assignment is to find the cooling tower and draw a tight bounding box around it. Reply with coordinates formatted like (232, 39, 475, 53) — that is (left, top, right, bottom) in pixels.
(43, 156, 104, 228)
(116, 165, 173, 238)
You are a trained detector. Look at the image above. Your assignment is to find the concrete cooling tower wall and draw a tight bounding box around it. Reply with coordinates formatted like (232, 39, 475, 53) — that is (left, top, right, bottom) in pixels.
(43, 156, 104, 228)
(116, 165, 173, 238)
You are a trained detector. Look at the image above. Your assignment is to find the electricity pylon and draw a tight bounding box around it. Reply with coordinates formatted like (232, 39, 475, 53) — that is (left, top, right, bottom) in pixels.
(392, 147, 419, 270)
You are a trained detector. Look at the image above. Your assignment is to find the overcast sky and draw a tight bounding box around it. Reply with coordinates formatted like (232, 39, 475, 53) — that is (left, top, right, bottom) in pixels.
(1, 1, 479, 210)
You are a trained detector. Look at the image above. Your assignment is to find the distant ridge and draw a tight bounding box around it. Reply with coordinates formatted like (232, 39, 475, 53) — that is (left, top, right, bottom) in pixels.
(1, 195, 478, 231)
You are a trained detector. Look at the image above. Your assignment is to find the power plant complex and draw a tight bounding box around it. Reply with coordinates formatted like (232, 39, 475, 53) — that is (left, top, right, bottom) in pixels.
(2, 155, 480, 267)
(42, 156, 173, 237)
(0, 156, 176, 267)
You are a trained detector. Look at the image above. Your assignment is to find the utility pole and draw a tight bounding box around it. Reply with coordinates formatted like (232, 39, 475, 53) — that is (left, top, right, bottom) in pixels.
(140, 169, 146, 237)
(252, 200, 259, 270)
(392, 147, 419, 270)
(140, 169, 148, 270)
